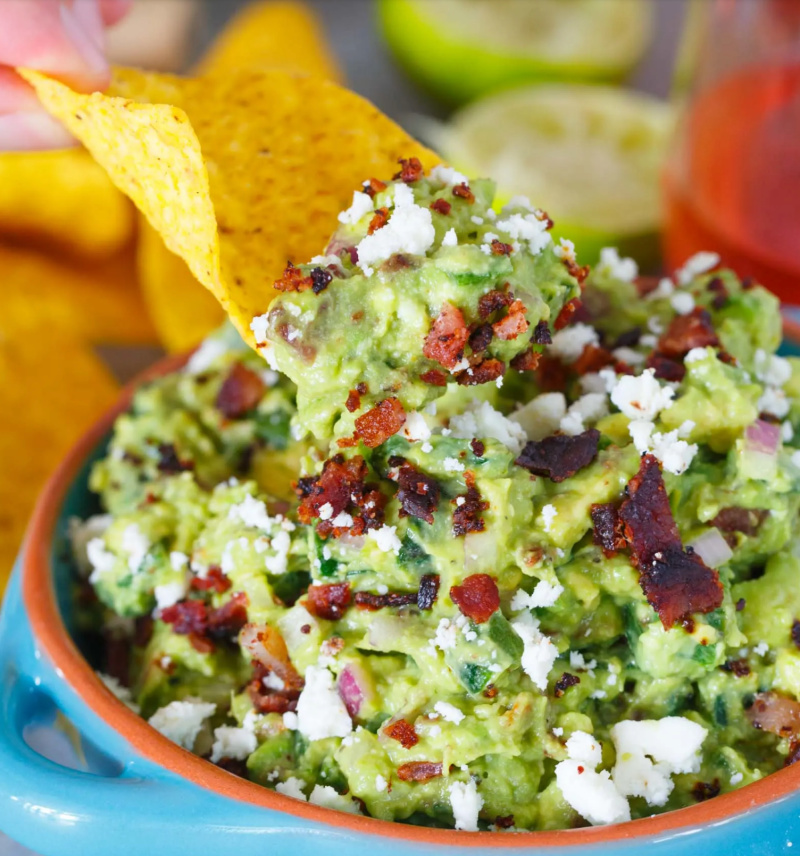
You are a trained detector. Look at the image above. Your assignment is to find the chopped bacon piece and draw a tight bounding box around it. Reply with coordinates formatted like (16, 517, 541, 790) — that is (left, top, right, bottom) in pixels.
(191, 566, 232, 593)
(495, 815, 515, 829)
(161, 600, 207, 635)
(306, 582, 352, 620)
(710, 507, 768, 537)
(573, 344, 614, 376)
(468, 324, 493, 354)
(658, 308, 719, 359)
(591, 503, 625, 557)
(384, 718, 419, 748)
(216, 363, 265, 418)
(310, 267, 332, 295)
(490, 239, 513, 256)
(345, 389, 361, 413)
(450, 573, 500, 624)
(707, 276, 729, 309)
(721, 658, 751, 677)
(394, 157, 424, 183)
(564, 259, 590, 285)
(189, 634, 215, 654)
(478, 289, 512, 319)
(157, 442, 192, 474)
(619, 455, 723, 627)
(355, 397, 406, 448)
(248, 659, 302, 715)
(647, 352, 686, 382)
(452, 475, 489, 536)
(397, 761, 443, 782)
(207, 592, 249, 638)
(420, 369, 448, 386)
(363, 177, 387, 198)
(553, 672, 580, 698)
(532, 320, 552, 345)
(273, 261, 312, 292)
(516, 429, 600, 483)
(456, 357, 505, 386)
(535, 355, 569, 392)
(423, 303, 469, 369)
(395, 462, 441, 524)
(692, 780, 721, 802)
(452, 183, 475, 203)
(417, 574, 440, 610)
(354, 590, 417, 610)
(368, 207, 389, 234)
(470, 439, 485, 457)
(554, 298, 582, 330)
(747, 692, 800, 738)
(430, 198, 451, 215)
(493, 299, 528, 340)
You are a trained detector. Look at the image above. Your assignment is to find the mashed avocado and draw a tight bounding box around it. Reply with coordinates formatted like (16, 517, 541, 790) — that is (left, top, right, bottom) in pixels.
(73, 164, 800, 832)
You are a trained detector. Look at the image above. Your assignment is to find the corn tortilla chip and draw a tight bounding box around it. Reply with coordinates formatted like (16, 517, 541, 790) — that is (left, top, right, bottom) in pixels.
(22, 67, 440, 348)
(0, 323, 118, 587)
(0, 148, 133, 260)
(198, 0, 342, 81)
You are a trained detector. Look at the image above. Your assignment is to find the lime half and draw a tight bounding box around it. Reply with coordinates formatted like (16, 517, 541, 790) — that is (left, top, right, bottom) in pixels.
(378, 0, 653, 106)
(432, 85, 674, 266)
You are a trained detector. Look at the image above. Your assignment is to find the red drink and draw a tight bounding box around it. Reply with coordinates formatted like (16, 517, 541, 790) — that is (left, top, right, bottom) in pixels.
(663, 62, 800, 301)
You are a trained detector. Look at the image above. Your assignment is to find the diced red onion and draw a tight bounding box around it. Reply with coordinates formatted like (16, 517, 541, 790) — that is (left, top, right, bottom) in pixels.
(744, 419, 781, 456)
(688, 528, 733, 568)
(337, 663, 372, 718)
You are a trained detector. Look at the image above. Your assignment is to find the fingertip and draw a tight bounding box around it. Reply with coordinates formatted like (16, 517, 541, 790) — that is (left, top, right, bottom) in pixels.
(0, 112, 77, 152)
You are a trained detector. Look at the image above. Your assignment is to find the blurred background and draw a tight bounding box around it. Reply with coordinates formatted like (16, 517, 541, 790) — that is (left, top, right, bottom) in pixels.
(3, 0, 800, 606)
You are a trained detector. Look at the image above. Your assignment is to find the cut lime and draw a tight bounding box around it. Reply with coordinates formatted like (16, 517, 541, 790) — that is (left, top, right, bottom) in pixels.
(431, 85, 674, 266)
(378, 0, 653, 106)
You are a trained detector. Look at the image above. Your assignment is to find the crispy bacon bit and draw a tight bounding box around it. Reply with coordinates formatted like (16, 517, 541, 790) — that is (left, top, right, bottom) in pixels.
(345, 390, 361, 413)
(478, 289, 512, 319)
(510, 348, 541, 373)
(573, 344, 614, 376)
(160, 600, 207, 635)
(452, 183, 475, 203)
(658, 308, 719, 359)
(368, 207, 389, 234)
(516, 429, 600, 483)
(191, 566, 232, 593)
(363, 177, 387, 198)
(692, 780, 721, 802)
(394, 157, 424, 183)
(619, 455, 723, 628)
(471, 439, 485, 457)
(430, 198, 451, 215)
(468, 324, 493, 354)
(483, 684, 498, 699)
(535, 355, 570, 391)
(495, 815, 515, 829)
(614, 328, 642, 349)
(647, 352, 686, 383)
(591, 503, 625, 557)
(747, 692, 800, 738)
(707, 276, 729, 309)
(355, 397, 406, 448)
(721, 658, 751, 677)
(395, 462, 441, 524)
(420, 369, 448, 386)
(248, 659, 302, 715)
(452, 475, 489, 536)
(711, 507, 768, 537)
(553, 672, 580, 698)
(456, 357, 505, 386)
(189, 634, 215, 654)
(564, 259, 590, 285)
(490, 239, 513, 256)
(397, 761, 443, 782)
(554, 298, 582, 331)
(532, 320, 552, 345)
(417, 574, 440, 610)
(493, 299, 528, 340)
(310, 267, 332, 294)
(273, 261, 311, 292)
(423, 302, 469, 369)
(306, 582, 352, 620)
(384, 718, 419, 748)
(157, 442, 192, 474)
(216, 363, 265, 418)
(792, 620, 800, 650)
(206, 592, 249, 638)
(450, 573, 500, 624)
(354, 590, 417, 610)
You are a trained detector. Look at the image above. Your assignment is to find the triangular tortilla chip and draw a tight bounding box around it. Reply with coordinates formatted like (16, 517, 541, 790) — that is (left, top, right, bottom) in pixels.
(22, 67, 439, 348)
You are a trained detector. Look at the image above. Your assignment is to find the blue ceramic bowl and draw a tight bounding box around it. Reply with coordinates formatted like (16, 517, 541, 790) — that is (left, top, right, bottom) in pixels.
(3, 329, 800, 856)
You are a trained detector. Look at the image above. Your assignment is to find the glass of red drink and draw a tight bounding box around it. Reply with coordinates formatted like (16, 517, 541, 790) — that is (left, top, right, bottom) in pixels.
(663, 0, 800, 302)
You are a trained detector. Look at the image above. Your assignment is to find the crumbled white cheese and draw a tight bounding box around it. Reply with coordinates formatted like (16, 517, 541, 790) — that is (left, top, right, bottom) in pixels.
(122, 524, 150, 574)
(318, 502, 333, 521)
(443, 457, 465, 473)
(645, 277, 675, 302)
(441, 228, 458, 247)
(338, 190, 374, 225)
(295, 665, 352, 741)
(331, 511, 354, 528)
(495, 211, 552, 255)
(470, 215, 484, 225)
(368, 524, 402, 554)
(783, 421, 795, 443)
(448, 780, 483, 831)
(611, 717, 707, 807)
(754, 349, 792, 387)
(754, 641, 769, 657)
(185, 336, 228, 374)
(210, 724, 258, 763)
(264, 529, 292, 575)
(597, 247, 638, 283)
(560, 393, 609, 436)
(449, 400, 528, 456)
(628, 421, 698, 475)
(97, 672, 140, 713)
(229, 494, 274, 531)
(309, 785, 361, 814)
(86, 537, 116, 583)
(566, 731, 603, 766)
(276, 777, 307, 800)
(730, 772, 744, 785)
(402, 411, 432, 442)
(612, 346, 645, 366)
(510, 610, 557, 691)
(169, 551, 189, 571)
(282, 711, 299, 731)
(540, 504, 558, 534)
(670, 291, 695, 315)
(429, 164, 469, 186)
(154, 578, 189, 611)
(758, 386, 790, 419)
(676, 251, 720, 285)
(375, 774, 389, 793)
(263, 671, 285, 691)
(510, 392, 566, 440)
(684, 346, 710, 364)
(510, 580, 564, 612)
(554, 238, 576, 263)
(434, 701, 465, 724)
(610, 369, 674, 421)
(550, 323, 600, 364)
(432, 617, 458, 651)
(148, 698, 216, 750)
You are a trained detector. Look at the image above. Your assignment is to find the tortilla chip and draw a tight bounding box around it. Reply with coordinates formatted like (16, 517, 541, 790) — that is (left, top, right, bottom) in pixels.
(22, 66, 440, 347)
(198, 0, 342, 81)
(0, 242, 157, 345)
(137, 219, 224, 352)
(0, 148, 133, 260)
(0, 323, 118, 586)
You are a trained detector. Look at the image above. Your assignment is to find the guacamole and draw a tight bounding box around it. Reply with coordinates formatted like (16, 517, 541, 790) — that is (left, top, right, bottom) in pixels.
(73, 163, 800, 832)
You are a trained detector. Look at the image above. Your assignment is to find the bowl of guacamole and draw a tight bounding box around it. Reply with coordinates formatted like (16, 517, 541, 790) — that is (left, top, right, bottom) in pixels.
(59, 165, 800, 834)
